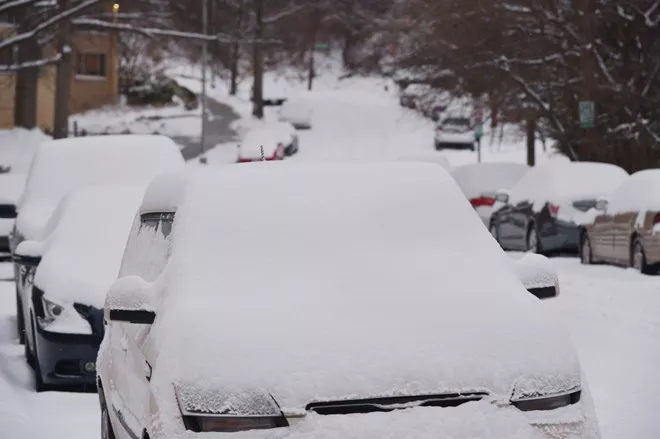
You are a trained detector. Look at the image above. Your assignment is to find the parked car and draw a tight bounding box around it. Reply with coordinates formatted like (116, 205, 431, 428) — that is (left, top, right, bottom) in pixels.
(397, 151, 452, 172)
(434, 116, 475, 150)
(237, 123, 294, 162)
(452, 163, 529, 225)
(4, 135, 184, 344)
(399, 83, 429, 109)
(490, 162, 628, 254)
(278, 101, 312, 129)
(418, 90, 451, 121)
(580, 169, 660, 274)
(13, 183, 145, 391)
(0, 173, 26, 254)
(97, 163, 598, 439)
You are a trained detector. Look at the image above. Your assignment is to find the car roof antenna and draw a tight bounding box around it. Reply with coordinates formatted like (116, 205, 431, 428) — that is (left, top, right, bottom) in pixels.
(260, 145, 265, 161)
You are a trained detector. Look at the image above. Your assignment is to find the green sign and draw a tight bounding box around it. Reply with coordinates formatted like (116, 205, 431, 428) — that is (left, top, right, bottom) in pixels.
(315, 42, 330, 50)
(579, 101, 595, 128)
(474, 124, 484, 140)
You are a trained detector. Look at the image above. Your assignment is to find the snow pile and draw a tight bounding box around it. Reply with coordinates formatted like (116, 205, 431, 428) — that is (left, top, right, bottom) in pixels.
(0, 128, 51, 173)
(32, 183, 146, 309)
(17, 135, 184, 240)
(147, 163, 580, 412)
(238, 122, 294, 158)
(452, 163, 529, 199)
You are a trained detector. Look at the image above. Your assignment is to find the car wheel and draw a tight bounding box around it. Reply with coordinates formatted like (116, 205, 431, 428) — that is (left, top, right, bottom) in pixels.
(435, 142, 443, 151)
(16, 290, 25, 344)
(632, 239, 651, 274)
(580, 234, 592, 265)
(101, 400, 117, 439)
(31, 319, 48, 392)
(527, 225, 541, 254)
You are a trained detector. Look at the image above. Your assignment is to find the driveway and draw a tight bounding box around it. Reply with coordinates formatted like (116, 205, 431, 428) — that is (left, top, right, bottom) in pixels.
(172, 97, 240, 160)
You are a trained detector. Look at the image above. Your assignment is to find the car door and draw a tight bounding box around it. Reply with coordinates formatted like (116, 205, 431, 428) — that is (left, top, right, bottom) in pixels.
(589, 212, 615, 262)
(508, 200, 534, 250)
(493, 204, 516, 248)
(611, 211, 638, 265)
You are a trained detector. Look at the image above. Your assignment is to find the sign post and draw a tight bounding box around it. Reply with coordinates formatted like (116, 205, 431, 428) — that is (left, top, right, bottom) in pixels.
(474, 106, 484, 163)
(579, 100, 595, 129)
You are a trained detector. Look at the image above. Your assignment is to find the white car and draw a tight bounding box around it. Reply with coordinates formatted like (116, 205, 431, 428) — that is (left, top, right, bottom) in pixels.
(97, 163, 599, 439)
(6, 134, 184, 344)
(12, 183, 146, 391)
(435, 116, 475, 150)
(278, 101, 312, 129)
(452, 163, 530, 225)
(0, 173, 26, 253)
(238, 122, 298, 162)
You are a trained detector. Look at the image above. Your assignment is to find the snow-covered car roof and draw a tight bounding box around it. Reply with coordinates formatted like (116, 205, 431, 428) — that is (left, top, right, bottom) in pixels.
(508, 161, 628, 208)
(452, 163, 530, 199)
(0, 172, 27, 204)
(17, 135, 184, 239)
(135, 163, 579, 411)
(602, 169, 660, 215)
(239, 122, 294, 157)
(397, 152, 452, 172)
(32, 182, 146, 309)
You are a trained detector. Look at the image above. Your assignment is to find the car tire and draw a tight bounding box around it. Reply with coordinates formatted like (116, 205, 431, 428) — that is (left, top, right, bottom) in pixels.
(580, 234, 593, 265)
(631, 239, 652, 274)
(101, 397, 117, 439)
(527, 224, 542, 254)
(16, 290, 25, 344)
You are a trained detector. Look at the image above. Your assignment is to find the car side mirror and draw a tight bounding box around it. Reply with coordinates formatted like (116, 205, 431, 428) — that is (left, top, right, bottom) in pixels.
(511, 253, 559, 299)
(0, 203, 17, 219)
(595, 198, 608, 212)
(13, 240, 42, 266)
(104, 276, 156, 324)
(495, 190, 510, 204)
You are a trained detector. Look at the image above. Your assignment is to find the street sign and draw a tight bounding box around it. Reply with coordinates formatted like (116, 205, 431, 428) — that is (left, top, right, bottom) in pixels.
(474, 123, 484, 140)
(579, 101, 595, 128)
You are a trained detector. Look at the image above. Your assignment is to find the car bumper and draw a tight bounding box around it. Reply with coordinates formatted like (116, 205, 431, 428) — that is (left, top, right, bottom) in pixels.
(541, 220, 580, 253)
(435, 133, 474, 148)
(35, 327, 101, 386)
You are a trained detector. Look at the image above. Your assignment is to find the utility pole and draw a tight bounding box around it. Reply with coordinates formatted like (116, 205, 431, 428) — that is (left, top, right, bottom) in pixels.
(200, 0, 208, 160)
(53, 0, 74, 139)
(251, 0, 265, 119)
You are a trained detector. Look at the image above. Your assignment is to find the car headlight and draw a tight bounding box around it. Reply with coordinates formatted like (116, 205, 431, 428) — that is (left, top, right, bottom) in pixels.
(175, 384, 288, 433)
(511, 389, 581, 412)
(37, 296, 92, 334)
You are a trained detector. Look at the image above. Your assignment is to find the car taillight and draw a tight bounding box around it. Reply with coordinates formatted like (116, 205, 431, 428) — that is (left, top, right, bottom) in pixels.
(548, 203, 560, 217)
(470, 196, 496, 207)
(653, 213, 660, 224)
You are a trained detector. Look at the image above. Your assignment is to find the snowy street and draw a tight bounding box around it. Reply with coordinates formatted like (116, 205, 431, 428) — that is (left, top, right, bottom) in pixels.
(1, 258, 659, 438)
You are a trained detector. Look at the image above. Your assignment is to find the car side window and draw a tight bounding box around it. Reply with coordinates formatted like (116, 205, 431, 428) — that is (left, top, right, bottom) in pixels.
(119, 212, 175, 282)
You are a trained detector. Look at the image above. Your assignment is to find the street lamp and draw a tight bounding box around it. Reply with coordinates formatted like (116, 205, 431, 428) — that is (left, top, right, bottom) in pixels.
(112, 3, 119, 14)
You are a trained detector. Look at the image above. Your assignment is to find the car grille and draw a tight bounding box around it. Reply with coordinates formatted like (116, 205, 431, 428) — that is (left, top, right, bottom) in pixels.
(306, 392, 488, 415)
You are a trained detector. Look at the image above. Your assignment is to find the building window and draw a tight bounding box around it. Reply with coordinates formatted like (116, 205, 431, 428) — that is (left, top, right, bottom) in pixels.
(76, 53, 106, 78)
(0, 46, 16, 74)
(0, 12, 18, 24)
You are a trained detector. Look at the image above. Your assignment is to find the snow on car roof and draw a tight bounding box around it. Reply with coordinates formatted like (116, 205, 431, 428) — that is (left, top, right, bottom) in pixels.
(452, 163, 529, 199)
(606, 169, 660, 214)
(509, 161, 628, 208)
(17, 135, 184, 239)
(33, 183, 146, 308)
(396, 152, 452, 171)
(144, 163, 579, 410)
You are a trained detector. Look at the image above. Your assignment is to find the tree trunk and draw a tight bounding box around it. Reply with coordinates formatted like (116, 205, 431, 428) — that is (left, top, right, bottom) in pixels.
(526, 114, 536, 166)
(53, 0, 74, 139)
(13, 9, 39, 129)
(230, 43, 239, 95)
(307, 13, 318, 91)
(251, 0, 264, 119)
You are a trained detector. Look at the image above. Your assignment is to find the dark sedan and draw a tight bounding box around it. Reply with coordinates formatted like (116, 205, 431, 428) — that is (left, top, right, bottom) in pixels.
(489, 162, 628, 255)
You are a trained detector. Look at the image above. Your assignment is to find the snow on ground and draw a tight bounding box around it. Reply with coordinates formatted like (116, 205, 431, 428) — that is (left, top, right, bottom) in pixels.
(0, 128, 51, 173)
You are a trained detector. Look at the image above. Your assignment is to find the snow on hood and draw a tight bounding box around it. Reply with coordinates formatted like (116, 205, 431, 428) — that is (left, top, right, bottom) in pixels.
(0, 173, 27, 204)
(33, 183, 145, 309)
(17, 135, 184, 239)
(146, 163, 580, 410)
(452, 163, 529, 199)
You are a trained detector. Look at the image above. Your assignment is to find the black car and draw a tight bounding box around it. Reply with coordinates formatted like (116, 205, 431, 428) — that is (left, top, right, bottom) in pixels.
(489, 162, 628, 255)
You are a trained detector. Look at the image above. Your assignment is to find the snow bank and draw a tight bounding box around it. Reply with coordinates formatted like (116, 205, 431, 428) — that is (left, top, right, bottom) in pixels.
(33, 183, 146, 309)
(17, 135, 184, 240)
(148, 163, 580, 412)
(452, 163, 529, 199)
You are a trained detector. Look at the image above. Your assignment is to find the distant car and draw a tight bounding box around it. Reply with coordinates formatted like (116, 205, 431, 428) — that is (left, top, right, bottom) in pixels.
(490, 162, 628, 254)
(452, 163, 529, 225)
(580, 169, 660, 274)
(418, 90, 451, 121)
(4, 134, 184, 345)
(14, 183, 145, 391)
(397, 152, 452, 172)
(278, 101, 312, 129)
(399, 83, 429, 109)
(237, 123, 295, 162)
(0, 173, 26, 253)
(97, 163, 598, 439)
(434, 117, 475, 150)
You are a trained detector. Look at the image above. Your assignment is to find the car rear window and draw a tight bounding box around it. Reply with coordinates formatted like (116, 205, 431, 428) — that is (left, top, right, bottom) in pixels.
(442, 118, 470, 127)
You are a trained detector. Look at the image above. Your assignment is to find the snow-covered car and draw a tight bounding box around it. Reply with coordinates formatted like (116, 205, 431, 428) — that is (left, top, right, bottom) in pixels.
(452, 163, 530, 225)
(237, 123, 296, 162)
(510, 252, 560, 299)
(418, 90, 451, 121)
(399, 83, 429, 109)
(580, 169, 660, 273)
(6, 134, 184, 344)
(490, 162, 628, 254)
(0, 173, 26, 253)
(97, 163, 599, 439)
(435, 116, 476, 150)
(278, 101, 312, 130)
(397, 152, 452, 172)
(12, 183, 145, 391)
